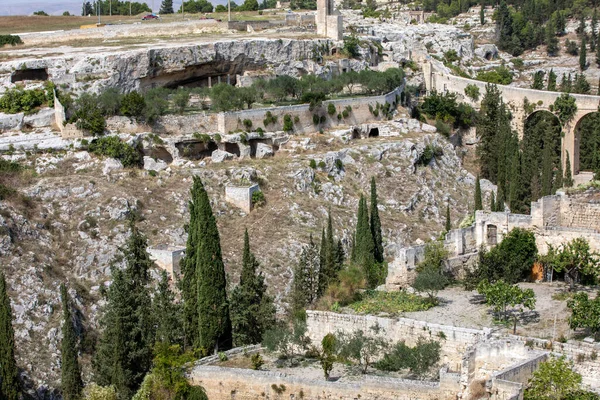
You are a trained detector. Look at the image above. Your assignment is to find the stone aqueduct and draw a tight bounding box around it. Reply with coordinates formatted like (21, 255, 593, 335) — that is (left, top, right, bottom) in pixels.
(423, 61, 600, 179)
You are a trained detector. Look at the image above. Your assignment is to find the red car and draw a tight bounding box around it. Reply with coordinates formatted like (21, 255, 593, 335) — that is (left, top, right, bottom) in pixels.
(142, 14, 159, 20)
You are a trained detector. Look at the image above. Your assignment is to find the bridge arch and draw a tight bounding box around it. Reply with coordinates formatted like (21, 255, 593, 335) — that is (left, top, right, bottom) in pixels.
(573, 111, 600, 175)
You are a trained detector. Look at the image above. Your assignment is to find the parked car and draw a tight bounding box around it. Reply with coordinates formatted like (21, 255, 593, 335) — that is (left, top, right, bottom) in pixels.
(142, 14, 159, 20)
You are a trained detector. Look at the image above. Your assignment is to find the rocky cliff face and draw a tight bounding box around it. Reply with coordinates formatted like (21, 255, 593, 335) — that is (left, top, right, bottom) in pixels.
(0, 122, 482, 395)
(0, 39, 370, 95)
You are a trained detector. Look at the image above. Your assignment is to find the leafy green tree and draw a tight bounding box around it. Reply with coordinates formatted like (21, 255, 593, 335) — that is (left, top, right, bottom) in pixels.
(337, 325, 388, 374)
(230, 229, 276, 346)
(580, 36, 588, 71)
(370, 178, 384, 264)
(153, 271, 182, 345)
(194, 178, 232, 353)
(238, 0, 259, 10)
(574, 73, 591, 94)
(567, 291, 600, 339)
(82, 1, 93, 15)
(320, 333, 336, 380)
(262, 318, 311, 361)
(0, 271, 19, 400)
(413, 268, 449, 305)
(531, 70, 545, 89)
(120, 91, 146, 119)
(173, 89, 189, 115)
(524, 356, 583, 400)
(93, 221, 154, 400)
(477, 279, 536, 333)
(554, 93, 578, 125)
(376, 338, 441, 375)
(547, 69, 557, 91)
(61, 284, 83, 400)
(291, 235, 320, 314)
(88, 136, 142, 168)
(547, 238, 600, 291)
(160, 0, 174, 13)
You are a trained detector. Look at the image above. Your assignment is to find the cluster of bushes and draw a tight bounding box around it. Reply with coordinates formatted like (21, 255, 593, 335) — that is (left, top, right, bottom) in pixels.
(87, 136, 142, 168)
(0, 35, 23, 47)
(419, 91, 476, 132)
(475, 66, 513, 85)
(0, 82, 55, 114)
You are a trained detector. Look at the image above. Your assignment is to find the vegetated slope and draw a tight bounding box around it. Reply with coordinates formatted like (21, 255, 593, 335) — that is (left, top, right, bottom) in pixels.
(0, 123, 484, 391)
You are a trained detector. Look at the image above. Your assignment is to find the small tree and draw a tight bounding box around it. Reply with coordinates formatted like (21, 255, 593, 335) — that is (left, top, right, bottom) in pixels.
(531, 70, 545, 90)
(477, 280, 536, 333)
(547, 69, 557, 91)
(524, 356, 582, 400)
(160, 0, 174, 13)
(567, 291, 600, 339)
(474, 175, 483, 211)
(337, 325, 388, 374)
(412, 268, 449, 305)
(320, 333, 337, 380)
(445, 203, 451, 232)
(579, 36, 588, 71)
(564, 152, 574, 187)
(479, 5, 485, 25)
(553, 93, 578, 125)
(60, 284, 83, 400)
(262, 318, 311, 362)
(547, 238, 600, 291)
(464, 84, 480, 102)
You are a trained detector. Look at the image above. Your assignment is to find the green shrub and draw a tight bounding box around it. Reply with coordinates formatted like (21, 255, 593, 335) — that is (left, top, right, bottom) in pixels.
(435, 119, 452, 136)
(148, 170, 157, 177)
(218, 352, 228, 361)
(417, 144, 443, 166)
(335, 159, 343, 170)
(120, 91, 146, 118)
(0, 35, 23, 47)
(252, 190, 265, 207)
(293, 115, 300, 124)
(376, 339, 441, 375)
(88, 136, 142, 168)
(327, 103, 336, 115)
(243, 119, 253, 130)
(318, 161, 326, 169)
(309, 159, 317, 169)
(251, 353, 264, 370)
(476, 66, 513, 85)
(263, 111, 277, 126)
(0, 87, 46, 114)
(464, 84, 480, 102)
(283, 114, 294, 132)
(313, 114, 320, 125)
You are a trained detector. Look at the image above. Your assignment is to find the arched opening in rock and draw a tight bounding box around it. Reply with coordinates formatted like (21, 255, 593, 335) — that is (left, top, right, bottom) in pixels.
(368, 127, 379, 137)
(484, 51, 494, 61)
(224, 142, 241, 157)
(11, 68, 48, 83)
(139, 55, 264, 89)
(147, 146, 173, 163)
(351, 127, 361, 140)
(175, 140, 218, 159)
(574, 111, 600, 174)
(248, 138, 277, 157)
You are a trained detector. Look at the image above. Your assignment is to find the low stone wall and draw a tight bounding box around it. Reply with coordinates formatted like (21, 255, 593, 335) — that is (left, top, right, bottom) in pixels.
(227, 20, 284, 31)
(306, 311, 490, 370)
(217, 86, 403, 134)
(189, 365, 460, 400)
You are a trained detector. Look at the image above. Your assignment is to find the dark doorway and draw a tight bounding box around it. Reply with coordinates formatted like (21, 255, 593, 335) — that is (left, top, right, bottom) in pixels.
(368, 127, 379, 137)
(11, 68, 48, 82)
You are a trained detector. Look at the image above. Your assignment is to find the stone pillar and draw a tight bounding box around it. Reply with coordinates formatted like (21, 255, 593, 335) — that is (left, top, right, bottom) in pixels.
(208, 76, 212, 88)
(227, 74, 231, 85)
(218, 76, 222, 84)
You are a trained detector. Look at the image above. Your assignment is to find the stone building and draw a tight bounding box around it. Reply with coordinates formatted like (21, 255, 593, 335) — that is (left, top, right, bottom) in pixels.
(316, 0, 343, 40)
(386, 191, 600, 289)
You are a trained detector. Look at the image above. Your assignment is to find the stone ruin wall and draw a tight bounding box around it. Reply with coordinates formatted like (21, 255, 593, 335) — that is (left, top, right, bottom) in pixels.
(305, 310, 490, 371)
(217, 86, 403, 134)
(189, 365, 461, 400)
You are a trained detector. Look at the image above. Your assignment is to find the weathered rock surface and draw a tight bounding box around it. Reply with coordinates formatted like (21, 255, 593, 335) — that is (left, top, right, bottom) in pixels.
(211, 149, 235, 163)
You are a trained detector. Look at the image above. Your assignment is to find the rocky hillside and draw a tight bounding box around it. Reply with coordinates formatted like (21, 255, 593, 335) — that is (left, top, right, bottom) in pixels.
(0, 120, 489, 394)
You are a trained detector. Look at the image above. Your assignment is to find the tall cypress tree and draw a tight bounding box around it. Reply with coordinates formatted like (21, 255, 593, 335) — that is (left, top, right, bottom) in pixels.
(580, 36, 588, 71)
(318, 227, 327, 295)
(591, 9, 598, 52)
(195, 178, 232, 353)
(490, 191, 496, 212)
(230, 229, 275, 346)
(60, 284, 83, 400)
(153, 271, 182, 345)
(370, 178, 384, 264)
(180, 177, 202, 349)
(564, 151, 574, 187)
(480, 4, 485, 25)
(496, 186, 505, 212)
(508, 151, 524, 213)
(93, 221, 154, 400)
(159, 0, 174, 13)
(335, 239, 345, 272)
(0, 271, 19, 400)
(318, 213, 336, 296)
(546, 20, 559, 56)
(474, 175, 483, 211)
(496, 0, 513, 51)
(547, 69, 557, 91)
(531, 71, 545, 89)
(597, 29, 600, 67)
(445, 203, 451, 232)
(353, 195, 377, 287)
(291, 235, 320, 314)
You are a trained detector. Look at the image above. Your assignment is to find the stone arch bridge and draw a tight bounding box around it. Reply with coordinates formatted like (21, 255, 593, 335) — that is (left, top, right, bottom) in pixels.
(423, 61, 600, 180)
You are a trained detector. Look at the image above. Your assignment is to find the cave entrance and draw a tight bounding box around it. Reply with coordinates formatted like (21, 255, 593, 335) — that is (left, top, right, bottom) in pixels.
(484, 52, 494, 61)
(368, 127, 379, 137)
(248, 138, 277, 157)
(147, 146, 173, 163)
(351, 127, 361, 139)
(224, 142, 241, 157)
(175, 140, 218, 160)
(11, 68, 48, 82)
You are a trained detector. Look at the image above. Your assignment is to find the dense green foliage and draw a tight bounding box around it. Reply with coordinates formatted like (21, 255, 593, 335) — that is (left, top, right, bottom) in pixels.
(577, 112, 600, 173)
(567, 291, 600, 338)
(193, 178, 232, 353)
(336, 325, 388, 373)
(61, 284, 83, 400)
(370, 178, 384, 264)
(352, 195, 381, 288)
(88, 136, 142, 168)
(183, 0, 214, 12)
(477, 280, 536, 332)
(474, 175, 483, 211)
(86, 0, 151, 15)
(524, 357, 585, 400)
(153, 271, 183, 346)
(262, 318, 311, 360)
(545, 238, 600, 289)
(376, 339, 441, 375)
(0, 271, 19, 400)
(347, 290, 434, 315)
(419, 91, 476, 130)
(159, 0, 174, 13)
(292, 235, 321, 314)
(93, 222, 155, 399)
(0, 82, 55, 114)
(467, 228, 538, 286)
(230, 229, 276, 346)
(0, 35, 23, 47)
(318, 212, 343, 297)
(476, 66, 513, 84)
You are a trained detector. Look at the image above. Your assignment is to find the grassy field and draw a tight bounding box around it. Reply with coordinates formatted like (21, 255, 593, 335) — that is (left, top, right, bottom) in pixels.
(0, 11, 284, 36)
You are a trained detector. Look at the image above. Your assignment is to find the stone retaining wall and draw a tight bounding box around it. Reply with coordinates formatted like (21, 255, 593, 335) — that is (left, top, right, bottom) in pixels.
(305, 311, 491, 370)
(216, 86, 403, 134)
